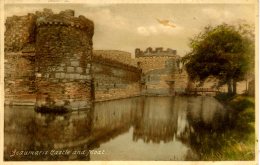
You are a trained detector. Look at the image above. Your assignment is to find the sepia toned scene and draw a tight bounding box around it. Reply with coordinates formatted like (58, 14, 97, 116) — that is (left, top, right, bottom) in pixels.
(4, 3, 256, 161)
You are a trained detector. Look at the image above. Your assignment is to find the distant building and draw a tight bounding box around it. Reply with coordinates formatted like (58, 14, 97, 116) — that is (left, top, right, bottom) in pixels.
(135, 47, 189, 96)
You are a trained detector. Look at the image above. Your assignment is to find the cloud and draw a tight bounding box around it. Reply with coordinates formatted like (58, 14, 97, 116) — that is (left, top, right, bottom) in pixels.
(82, 8, 129, 30)
(5, 6, 43, 18)
(137, 26, 160, 36)
(137, 26, 150, 36)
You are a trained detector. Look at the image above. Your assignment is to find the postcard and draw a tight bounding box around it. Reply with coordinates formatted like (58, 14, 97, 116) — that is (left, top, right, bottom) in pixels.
(1, 0, 258, 164)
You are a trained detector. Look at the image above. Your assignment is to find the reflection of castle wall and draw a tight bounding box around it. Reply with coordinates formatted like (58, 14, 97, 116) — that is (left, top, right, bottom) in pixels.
(91, 99, 134, 143)
(172, 97, 191, 140)
(133, 97, 196, 144)
(187, 97, 227, 129)
(132, 96, 227, 145)
(34, 111, 92, 160)
(93, 51, 141, 101)
(4, 106, 36, 160)
(4, 96, 229, 160)
(133, 97, 177, 143)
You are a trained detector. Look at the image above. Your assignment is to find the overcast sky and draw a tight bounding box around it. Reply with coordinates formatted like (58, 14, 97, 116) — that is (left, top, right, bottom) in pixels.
(5, 3, 256, 57)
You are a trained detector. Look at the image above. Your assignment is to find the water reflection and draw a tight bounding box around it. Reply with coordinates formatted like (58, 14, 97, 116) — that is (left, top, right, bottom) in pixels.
(4, 96, 229, 161)
(34, 111, 91, 160)
(133, 97, 177, 143)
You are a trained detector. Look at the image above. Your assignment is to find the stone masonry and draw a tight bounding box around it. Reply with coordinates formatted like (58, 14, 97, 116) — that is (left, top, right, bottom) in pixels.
(4, 9, 142, 110)
(4, 9, 192, 110)
(93, 51, 141, 101)
(5, 9, 94, 111)
(135, 47, 177, 58)
(5, 12, 37, 105)
(135, 47, 188, 95)
(35, 9, 94, 111)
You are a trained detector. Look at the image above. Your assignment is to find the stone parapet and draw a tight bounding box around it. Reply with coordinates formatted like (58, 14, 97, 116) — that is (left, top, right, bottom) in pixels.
(36, 10, 94, 37)
(135, 47, 177, 58)
(93, 50, 136, 67)
(93, 55, 141, 73)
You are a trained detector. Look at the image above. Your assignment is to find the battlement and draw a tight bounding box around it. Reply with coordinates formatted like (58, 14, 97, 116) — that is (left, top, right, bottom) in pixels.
(135, 47, 177, 58)
(36, 9, 94, 36)
(5, 9, 94, 52)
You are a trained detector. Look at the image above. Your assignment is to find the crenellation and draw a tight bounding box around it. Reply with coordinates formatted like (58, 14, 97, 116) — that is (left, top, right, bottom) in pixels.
(135, 47, 188, 96)
(135, 47, 177, 58)
(5, 9, 190, 110)
(4, 9, 95, 111)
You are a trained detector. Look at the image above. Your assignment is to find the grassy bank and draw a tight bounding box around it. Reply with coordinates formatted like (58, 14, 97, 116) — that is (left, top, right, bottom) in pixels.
(203, 94, 256, 160)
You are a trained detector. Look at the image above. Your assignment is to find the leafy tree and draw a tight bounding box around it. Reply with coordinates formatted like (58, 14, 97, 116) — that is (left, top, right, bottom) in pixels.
(183, 23, 254, 95)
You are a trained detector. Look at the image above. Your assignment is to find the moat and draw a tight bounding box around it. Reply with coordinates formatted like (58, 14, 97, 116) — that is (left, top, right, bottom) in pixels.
(4, 96, 232, 161)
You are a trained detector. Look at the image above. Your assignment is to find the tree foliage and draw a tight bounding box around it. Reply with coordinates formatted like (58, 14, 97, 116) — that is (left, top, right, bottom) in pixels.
(183, 23, 254, 94)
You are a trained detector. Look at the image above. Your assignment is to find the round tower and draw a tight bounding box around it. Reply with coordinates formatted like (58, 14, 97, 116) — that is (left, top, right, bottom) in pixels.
(35, 10, 94, 111)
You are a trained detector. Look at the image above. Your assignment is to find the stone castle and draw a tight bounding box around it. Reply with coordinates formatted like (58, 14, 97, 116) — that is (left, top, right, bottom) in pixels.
(135, 47, 188, 95)
(4, 9, 189, 111)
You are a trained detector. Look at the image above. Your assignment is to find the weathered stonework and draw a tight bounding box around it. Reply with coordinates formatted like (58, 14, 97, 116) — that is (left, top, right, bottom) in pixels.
(4, 52, 36, 105)
(4, 12, 37, 105)
(4, 9, 194, 110)
(136, 47, 188, 95)
(4, 9, 142, 110)
(4, 9, 94, 111)
(94, 50, 136, 67)
(93, 51, 141, 101)
(135, 47, 177, 58)
(5, 13, 37, 52)
(35, 9, 94, 111)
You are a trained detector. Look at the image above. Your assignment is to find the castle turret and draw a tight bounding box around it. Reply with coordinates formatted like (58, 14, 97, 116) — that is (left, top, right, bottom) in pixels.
(35, 9, 94, 111)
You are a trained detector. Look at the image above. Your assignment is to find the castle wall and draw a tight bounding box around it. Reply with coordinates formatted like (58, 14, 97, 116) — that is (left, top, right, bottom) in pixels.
(93, 50, 137, 67)
(5, 14, 36, 52)
(4, 9, 95, 111)
(142, 68, 188, 95)
(4, 52, 36, 105)
(4, 11, 142, 107)
(35, 11, 94, 111)
(136, 48, 188, 96)
(136, 56, 178, 73)
(4, 10, 192, 110)
(4, 13, 37, 105)
(92, 53, 141, 101)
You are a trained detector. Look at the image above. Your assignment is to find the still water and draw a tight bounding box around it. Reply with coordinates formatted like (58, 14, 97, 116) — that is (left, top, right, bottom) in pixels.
(4, 96, 231, 161)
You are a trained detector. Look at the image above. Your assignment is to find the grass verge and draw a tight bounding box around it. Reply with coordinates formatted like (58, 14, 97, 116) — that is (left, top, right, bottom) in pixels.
(203, 93, 255, 160)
